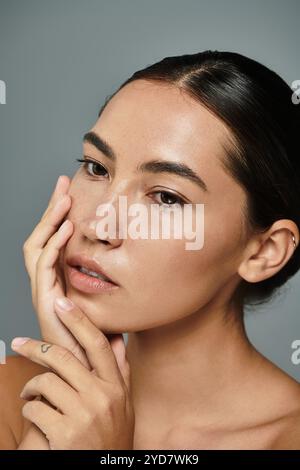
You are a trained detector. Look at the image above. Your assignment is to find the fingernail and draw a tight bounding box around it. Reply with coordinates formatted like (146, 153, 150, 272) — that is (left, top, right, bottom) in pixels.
(58, 220, 69, 232)
(55, 297, 74, 311)
(11, 337, 30, 348)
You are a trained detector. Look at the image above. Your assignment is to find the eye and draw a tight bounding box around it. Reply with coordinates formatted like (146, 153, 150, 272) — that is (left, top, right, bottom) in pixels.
(150, 190, 185, 208)
(76, 158, 109, 178)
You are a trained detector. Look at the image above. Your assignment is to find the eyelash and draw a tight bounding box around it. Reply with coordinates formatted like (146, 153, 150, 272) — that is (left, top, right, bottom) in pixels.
(76, 158, 109, 178)
(75, 158, 186, 207)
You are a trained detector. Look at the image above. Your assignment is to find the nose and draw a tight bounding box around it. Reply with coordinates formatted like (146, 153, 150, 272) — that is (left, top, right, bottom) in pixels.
(78, 188, 128, 247)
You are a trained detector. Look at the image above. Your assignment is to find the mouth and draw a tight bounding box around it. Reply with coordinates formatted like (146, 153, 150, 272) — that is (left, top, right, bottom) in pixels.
(65, 254, 119, 294)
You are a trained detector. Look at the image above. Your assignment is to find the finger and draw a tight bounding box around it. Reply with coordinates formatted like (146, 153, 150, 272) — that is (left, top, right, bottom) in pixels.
(11, 337, 93, 393)
(23, 174, 70, 271)
(109, 334, 131, 393)
(26, 194, 72, 257)
(24, 195, 72, 281)
(36, 219, 73, 292)
(41, 175, 71, 220)
(34, 218, 91, 370)
(20, 372, 80, 416)
(54, 298, 126, 387)
(30, 216, 72, 310)
(21, 399, 63, 438)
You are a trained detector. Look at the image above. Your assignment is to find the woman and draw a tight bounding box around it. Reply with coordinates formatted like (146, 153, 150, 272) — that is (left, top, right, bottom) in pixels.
(1, 50, 300, 449)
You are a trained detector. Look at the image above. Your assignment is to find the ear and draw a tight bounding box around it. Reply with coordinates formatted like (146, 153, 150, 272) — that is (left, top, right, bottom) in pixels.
(238, 221, 298, 283)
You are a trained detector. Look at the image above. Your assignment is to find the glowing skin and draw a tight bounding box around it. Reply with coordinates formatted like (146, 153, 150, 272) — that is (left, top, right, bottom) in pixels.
(59, 80, 300, 448)
(62, 80, 248, 333)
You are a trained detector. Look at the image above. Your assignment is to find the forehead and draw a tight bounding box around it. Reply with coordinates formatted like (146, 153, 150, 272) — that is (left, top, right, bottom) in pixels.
(88, 80, 245, 205)
(91, 80, 231, 166)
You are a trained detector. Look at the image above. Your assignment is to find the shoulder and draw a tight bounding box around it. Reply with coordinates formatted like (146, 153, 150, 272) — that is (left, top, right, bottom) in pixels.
(270, 405, 300, 449)
(251, 369, 300, 450)
(0, 355, 48, 449)
(256, 362, 300, 449)
(247, 350, 300, 449)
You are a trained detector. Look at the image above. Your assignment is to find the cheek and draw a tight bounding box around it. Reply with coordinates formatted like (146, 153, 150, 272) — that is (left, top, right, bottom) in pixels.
(68, 175, 111, 222)
(125, 205, 239, 295)
(124, 238, 218, 314)
(62, 178, 244, 331)
(63, 235, 240, 334)
(67, 177, 96, 222)
(130, 221, 240, 314)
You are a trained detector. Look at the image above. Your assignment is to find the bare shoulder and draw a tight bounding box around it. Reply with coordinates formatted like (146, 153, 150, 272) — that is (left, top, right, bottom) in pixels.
(176, 363, 300, 450)
(244, 370, 300, 450)
(0, 355, 48, 449)
(270, 391, 300, 450)
(246, 350, 300, 449)
(261, 359, 300, 449)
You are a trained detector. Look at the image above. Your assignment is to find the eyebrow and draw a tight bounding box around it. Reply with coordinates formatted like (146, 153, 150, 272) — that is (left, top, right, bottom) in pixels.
(83, 131, 208, 192)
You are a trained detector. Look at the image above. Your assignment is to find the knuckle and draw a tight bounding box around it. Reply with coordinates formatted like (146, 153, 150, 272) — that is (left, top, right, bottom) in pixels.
(100, 394, 113, 413)
(22, 399, 39, 417)
(69, 342, 83, 359)
(80, 408, 93, 427)
(55, 346, 74, 364)
(72, 312, 85, 325)
(100, 391, 122, 417)
(94, 333, 110, 351)
(112, 387, 127, 409)
(62, 428, 75, 448)
(40, 371, 55, 385)
(22, 240, 31, 254)
(32, 373, 45, 388)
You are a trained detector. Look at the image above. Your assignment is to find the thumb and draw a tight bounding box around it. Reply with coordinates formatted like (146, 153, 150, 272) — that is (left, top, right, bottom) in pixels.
(108, 334, 131, 392)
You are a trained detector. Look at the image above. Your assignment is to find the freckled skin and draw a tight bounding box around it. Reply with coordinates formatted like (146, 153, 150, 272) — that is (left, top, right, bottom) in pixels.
(61, 80, 248, 334)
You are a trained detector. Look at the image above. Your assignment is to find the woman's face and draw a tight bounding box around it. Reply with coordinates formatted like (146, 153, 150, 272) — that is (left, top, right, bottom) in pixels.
(61, 80, 248, 334)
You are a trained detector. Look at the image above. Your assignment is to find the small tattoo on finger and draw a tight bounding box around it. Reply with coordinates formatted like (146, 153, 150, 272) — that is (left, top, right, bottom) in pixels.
(41, 343, 52, 353)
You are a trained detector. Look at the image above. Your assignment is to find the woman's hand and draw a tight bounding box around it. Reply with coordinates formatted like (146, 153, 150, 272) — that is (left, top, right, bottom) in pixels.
(22, 175, 90, 368)
(11, 299, 135, 450)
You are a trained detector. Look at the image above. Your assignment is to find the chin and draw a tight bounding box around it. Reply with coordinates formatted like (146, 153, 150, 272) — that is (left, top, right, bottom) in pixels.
(64, 288, 126, 334)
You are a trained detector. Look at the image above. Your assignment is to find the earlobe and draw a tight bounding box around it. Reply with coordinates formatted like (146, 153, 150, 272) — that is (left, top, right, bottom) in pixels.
(238, 256, 268, 284)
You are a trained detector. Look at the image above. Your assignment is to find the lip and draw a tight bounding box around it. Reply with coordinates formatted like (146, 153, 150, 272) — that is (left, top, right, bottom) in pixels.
(65, 253, 120, 294)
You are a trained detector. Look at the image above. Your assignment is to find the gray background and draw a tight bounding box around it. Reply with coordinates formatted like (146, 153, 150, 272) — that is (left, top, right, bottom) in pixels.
(0, 0, 299, 380)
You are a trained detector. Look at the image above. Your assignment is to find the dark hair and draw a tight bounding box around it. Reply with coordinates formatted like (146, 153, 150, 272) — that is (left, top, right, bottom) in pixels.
(98, 50, 300, 308)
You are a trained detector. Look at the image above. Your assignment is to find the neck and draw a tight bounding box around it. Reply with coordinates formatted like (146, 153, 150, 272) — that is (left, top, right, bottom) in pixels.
(126, 299, 257, 434)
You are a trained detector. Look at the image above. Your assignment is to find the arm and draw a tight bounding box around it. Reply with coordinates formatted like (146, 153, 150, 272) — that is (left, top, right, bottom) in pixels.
(0, 356, 49, 449)
(0, 415, 18, 450)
